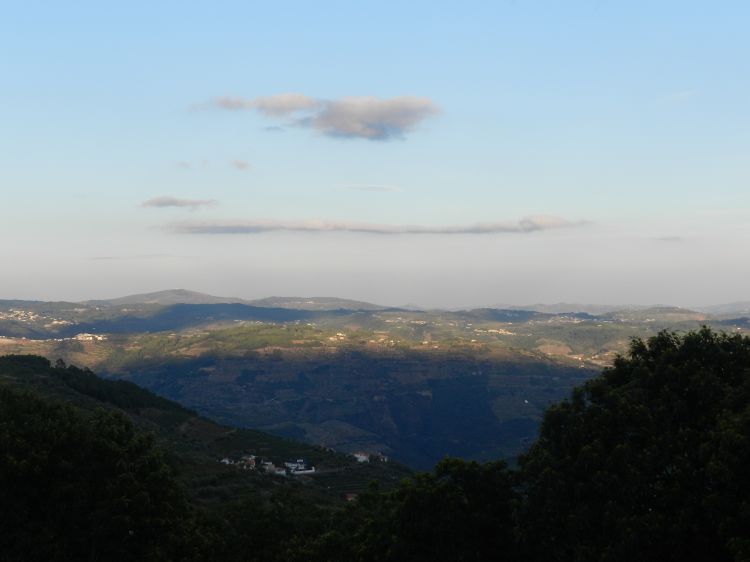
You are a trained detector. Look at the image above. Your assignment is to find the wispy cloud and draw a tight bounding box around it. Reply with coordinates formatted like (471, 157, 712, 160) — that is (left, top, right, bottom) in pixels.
(210, 93, 439, 140)
(230, 160, 250, 170)
(657, 90, 696, 104)
(344, 185, 400, 193)
(214, 93, 319, 116)
(141, 196, 217, 209)
(91, 253, 190, 261)
(652, 235, 684, 242)
(172, 216, 586, 235)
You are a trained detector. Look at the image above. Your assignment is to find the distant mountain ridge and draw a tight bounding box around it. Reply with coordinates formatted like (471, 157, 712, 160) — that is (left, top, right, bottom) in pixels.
(248, 296, 390, 311)
(85, 290, 391, 311)
(696, 301, 750, 316)
(73, 289, 750, 317)
(501, 303, 657, 315)
(86, 289, 249, 306)
(603, 306, 708, 322)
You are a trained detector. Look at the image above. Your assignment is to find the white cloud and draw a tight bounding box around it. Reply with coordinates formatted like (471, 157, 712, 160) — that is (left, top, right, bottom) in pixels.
(305, 96, 438, 140)
(173, 215, 586, 235)
(211, 93, 439, 140)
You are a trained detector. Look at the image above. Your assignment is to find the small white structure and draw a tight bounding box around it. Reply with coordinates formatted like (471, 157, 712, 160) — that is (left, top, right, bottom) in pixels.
(284, 458, 316, 474)
(284, 459, 307, 471)
(353, 452, 370, 463)
(73, 333, 107, 341)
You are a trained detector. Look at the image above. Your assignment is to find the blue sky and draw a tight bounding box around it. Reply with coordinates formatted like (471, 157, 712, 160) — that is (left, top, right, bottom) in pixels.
(2, 1, 749, 306)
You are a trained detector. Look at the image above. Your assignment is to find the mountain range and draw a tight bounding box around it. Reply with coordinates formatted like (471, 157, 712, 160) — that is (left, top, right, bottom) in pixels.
(86, 289, 392, 311)
(80, 289, 750, 317)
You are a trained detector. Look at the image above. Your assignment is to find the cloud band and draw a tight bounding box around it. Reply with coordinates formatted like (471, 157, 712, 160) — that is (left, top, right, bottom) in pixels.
(172, 216, 586, 235)
(141, 197, 217, 209)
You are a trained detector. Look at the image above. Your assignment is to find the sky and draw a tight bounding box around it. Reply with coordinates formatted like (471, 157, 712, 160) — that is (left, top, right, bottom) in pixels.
(1, 1, 749, 307)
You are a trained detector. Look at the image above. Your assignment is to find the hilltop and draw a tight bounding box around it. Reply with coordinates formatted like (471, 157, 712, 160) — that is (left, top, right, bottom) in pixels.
(247, 296, 391, 311)
(84, 290, 391, 311)
(86, 289, 249, 306)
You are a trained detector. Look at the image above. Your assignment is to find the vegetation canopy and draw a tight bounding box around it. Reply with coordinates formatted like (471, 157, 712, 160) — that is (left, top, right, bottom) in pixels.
(0, 386, 189, 561)
(520, 327, 750, 561)
(2, 328, 750, 560)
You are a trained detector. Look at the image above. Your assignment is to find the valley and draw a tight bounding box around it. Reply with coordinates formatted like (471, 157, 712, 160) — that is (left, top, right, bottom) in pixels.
(2, 291, 748, 468)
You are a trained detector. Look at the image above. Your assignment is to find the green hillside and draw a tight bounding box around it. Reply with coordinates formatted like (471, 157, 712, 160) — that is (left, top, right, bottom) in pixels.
(0, 355, 410, 505)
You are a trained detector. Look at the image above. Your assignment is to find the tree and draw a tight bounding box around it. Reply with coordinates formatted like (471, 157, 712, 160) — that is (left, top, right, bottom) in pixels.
(519, 328, 750, 562)
(0, 386, 190, 561)
(302, 458, 519, 561)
